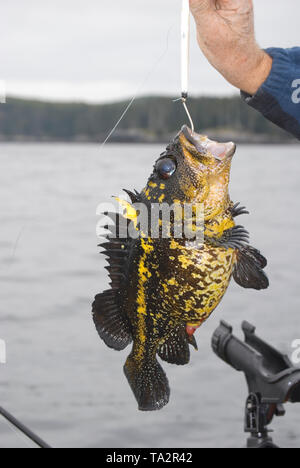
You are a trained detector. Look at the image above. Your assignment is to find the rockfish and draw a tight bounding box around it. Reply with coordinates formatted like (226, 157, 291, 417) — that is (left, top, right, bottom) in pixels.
(92, 125, 269, 411)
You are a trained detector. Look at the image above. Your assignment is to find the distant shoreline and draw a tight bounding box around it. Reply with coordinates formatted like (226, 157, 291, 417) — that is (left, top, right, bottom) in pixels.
(0, 130, 296, 145)
(0, 138, 296, 145)
(0, 95, 296, 145)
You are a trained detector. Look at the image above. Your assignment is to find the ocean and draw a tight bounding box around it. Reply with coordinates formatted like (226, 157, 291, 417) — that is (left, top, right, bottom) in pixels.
(0, 142, 299, 448)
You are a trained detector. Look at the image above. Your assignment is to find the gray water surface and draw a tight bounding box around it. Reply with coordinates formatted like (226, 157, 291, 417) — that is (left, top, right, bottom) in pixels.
(0, 143, 299, 448)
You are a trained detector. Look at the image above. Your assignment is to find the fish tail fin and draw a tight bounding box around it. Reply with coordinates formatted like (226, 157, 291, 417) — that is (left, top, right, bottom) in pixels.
(124, 354, 170, 411)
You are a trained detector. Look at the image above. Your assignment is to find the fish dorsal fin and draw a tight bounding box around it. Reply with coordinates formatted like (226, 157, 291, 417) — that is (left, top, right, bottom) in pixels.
(123, 189, 140, 204)
(233, 245, 269, 290)
(92, 215, 133, 351)
(101, 201, 137, 291)
(114, 196, 139, 229)
(158, 325, 196, 366)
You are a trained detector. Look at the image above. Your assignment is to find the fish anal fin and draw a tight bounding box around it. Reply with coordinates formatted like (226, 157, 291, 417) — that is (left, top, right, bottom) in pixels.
(158, 327, 191, 366)
(124, 354, 170, 411)
(233, 245, 269, 290)
(92, 290, 132, 351)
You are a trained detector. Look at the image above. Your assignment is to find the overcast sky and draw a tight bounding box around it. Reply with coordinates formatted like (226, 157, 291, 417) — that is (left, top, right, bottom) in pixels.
(1, 0, 299, 103)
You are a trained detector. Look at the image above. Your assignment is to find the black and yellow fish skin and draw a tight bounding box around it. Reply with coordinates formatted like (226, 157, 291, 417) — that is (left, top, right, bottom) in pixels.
(92, 126, 269, 411)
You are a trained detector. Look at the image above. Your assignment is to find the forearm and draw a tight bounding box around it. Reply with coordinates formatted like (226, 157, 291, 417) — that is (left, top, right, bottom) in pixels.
(213, 48, 273, 95)
(190, 0, 273, 94)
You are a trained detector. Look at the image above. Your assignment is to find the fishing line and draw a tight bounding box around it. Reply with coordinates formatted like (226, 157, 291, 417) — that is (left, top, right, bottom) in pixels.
(10, 227, 25, 267)
(0, 226, 26, 278)
(100, 22, 175, 149)
(178, 0, 195, 133)
(101, 1, 195, 147)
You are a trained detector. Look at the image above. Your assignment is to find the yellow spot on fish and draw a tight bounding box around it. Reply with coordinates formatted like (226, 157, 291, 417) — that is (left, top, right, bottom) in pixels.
(115, 198, 138, 228)
(170, 239, 180, 250)
(178, 254, 194, 270)
(184, 298, 196, 313)
(141, 238, 154, 255)
(134, 238, 156, 363)
(192, 272, 201, 279)
(136, 239, 153, 317)
(135, 315, 147, 363)
(194, 290, 203, 298)
(187, 321, 202, 327)
(168, 278, 178, 286)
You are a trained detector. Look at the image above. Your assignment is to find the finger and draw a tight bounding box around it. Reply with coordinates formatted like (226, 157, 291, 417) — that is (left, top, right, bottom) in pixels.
(215, 0, 252, 12)
(189, 0, 213, 14)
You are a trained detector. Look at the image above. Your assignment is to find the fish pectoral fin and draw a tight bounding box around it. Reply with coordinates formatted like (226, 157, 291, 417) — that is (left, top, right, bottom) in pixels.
(207, 225, 250, 250)
(231, 202, 250, 218)
(233, 245, 269, 291)
(124, 354, 170, 411)
(92, 290, 132, 351)
(158, 326, 193, 365)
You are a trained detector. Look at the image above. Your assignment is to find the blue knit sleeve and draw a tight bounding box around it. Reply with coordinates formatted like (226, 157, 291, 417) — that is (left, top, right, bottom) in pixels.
(241, 47, 300, 140)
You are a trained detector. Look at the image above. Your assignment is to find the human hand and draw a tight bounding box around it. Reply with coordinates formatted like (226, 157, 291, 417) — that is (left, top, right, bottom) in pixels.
(189, 0, 272, 94)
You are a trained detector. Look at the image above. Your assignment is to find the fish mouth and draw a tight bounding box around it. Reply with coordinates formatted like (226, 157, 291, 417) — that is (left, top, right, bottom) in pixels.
(181, 125, 236, 161)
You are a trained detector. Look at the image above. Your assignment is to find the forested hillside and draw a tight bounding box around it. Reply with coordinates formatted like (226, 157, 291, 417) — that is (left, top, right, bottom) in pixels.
(0, 96, 293, 143)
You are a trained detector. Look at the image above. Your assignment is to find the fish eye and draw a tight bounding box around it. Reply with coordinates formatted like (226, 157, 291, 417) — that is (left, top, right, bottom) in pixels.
(155, 158, 177, 179)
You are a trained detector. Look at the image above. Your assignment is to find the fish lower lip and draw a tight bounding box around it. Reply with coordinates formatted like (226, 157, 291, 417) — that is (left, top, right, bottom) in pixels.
(181, 125, 236, 160)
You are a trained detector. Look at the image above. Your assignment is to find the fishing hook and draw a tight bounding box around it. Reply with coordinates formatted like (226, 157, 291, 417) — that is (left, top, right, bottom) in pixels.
(182, 97, 195, 134)
(173, 95, 195, 134)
